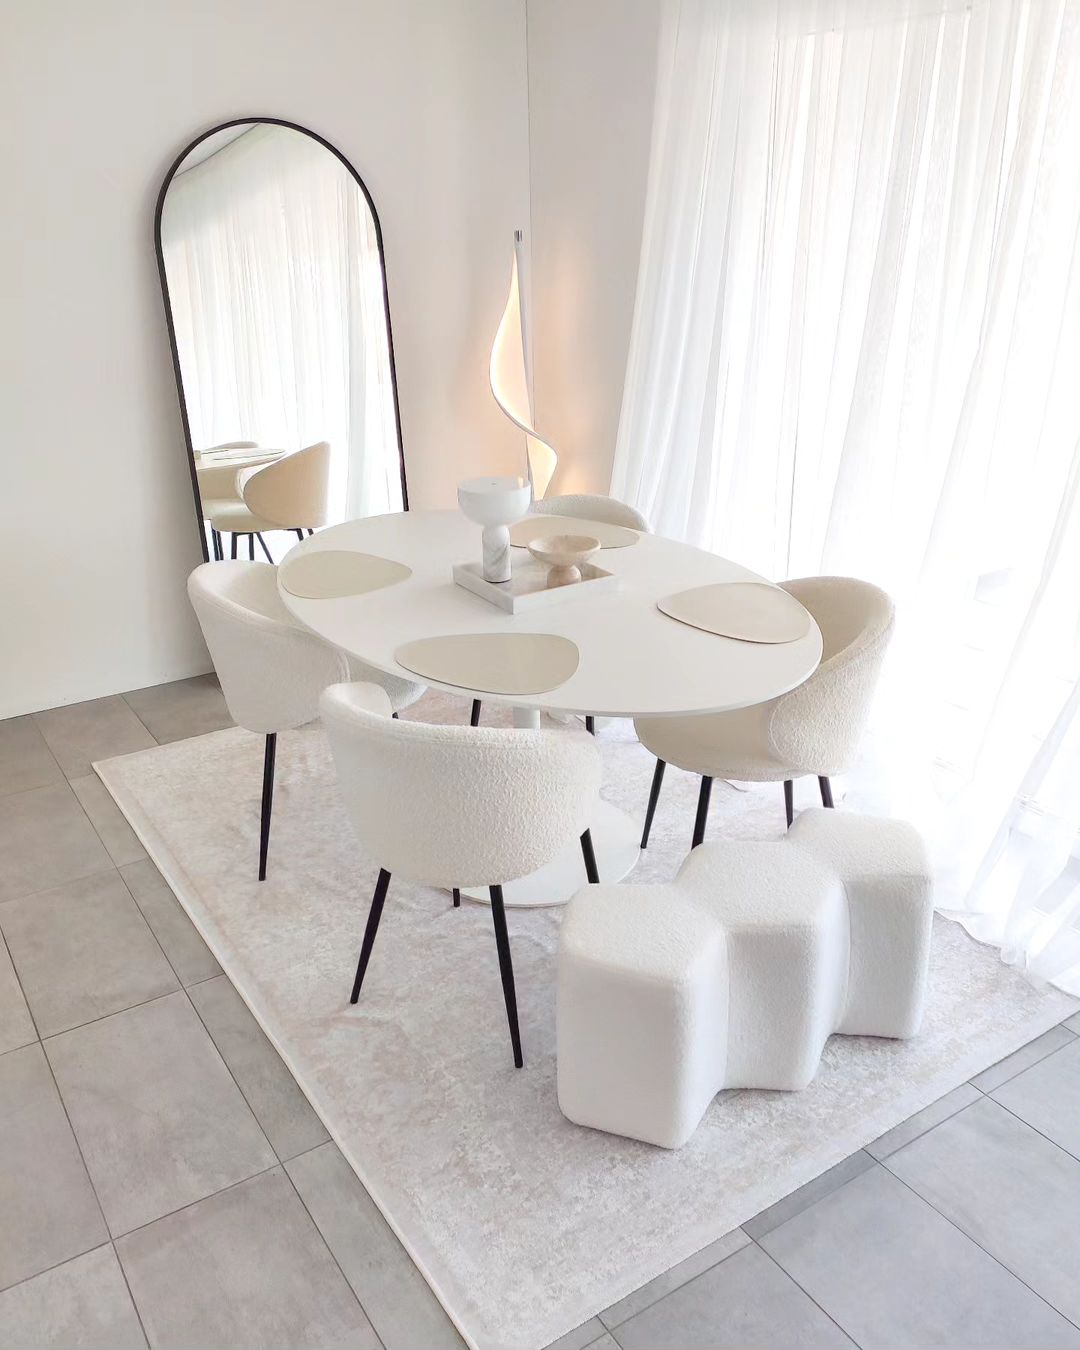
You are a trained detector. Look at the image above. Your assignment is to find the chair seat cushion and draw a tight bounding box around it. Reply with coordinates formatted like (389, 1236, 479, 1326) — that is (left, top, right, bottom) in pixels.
(206, 502, 284, 534)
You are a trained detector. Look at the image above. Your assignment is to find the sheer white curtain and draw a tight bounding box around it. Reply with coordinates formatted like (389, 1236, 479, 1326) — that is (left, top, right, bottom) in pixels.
(161, 124, 402, 520)
(613, 0, 1080, 991)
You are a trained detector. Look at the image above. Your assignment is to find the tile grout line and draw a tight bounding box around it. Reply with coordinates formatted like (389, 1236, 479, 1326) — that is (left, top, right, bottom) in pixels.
(973, 1080, 1080, 1166)
(598, 1229, 751, 1332)
(116, 692, 161, 748)
(878, 1136, 1080, 1333)
(109, 1238, 152, 1350)
(752, 1239, 863, 1348)
(969, 1025, 1078, 1094)
(279, 1160, 387, 1349)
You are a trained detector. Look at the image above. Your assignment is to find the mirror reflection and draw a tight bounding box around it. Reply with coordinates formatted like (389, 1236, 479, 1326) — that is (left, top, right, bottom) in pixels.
(158, 121, 406, 562)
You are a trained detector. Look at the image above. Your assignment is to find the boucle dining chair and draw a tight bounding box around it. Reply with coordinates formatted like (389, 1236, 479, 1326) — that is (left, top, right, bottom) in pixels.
(187, 561, 424, 881)
(635, 576, 894, 849)
(321, 680, 603, 1068)
(197, 442, 259, 561)
(469, 492, 651, 731)
(208, 440, 332, 563)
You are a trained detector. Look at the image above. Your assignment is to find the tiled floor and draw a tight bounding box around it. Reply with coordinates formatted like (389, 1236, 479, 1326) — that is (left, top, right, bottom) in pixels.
(1, 678, 1079, 1349)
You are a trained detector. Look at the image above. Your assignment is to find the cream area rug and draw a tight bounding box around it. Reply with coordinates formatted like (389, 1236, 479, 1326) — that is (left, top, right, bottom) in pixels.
(96, 693, 1077, 1350)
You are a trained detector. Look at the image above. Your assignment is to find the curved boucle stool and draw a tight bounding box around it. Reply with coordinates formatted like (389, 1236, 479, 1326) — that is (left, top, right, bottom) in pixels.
(556, 809, 933, 1149)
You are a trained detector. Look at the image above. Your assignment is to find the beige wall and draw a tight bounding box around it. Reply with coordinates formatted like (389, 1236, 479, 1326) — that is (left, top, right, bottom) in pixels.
(0, 0, 530, 717)
(527, 0, 661, 495)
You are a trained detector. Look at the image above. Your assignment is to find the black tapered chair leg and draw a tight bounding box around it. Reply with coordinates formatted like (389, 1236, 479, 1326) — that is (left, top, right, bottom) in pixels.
(488, 885, 523, 1067)
(580, 829, 599, 883)
(391, 711, 399, 719)
(784, 779, 794, 829)
(294, 528, 305, 542)
(470, 699, 482, 728)
(819, 776, 834, 808)
(247, 533, 255, 560)
(692, 775, 713, 849)
(350, 869, 392, 1003)
(258, 732, 276, 881)
(641, 758, 666, 848)
(230, 533, 238, 559)
(211, 529, 222, 560)
(452, 888, 461, 908)
(585, 715, 595, 735)
(256, 532, 273, 563)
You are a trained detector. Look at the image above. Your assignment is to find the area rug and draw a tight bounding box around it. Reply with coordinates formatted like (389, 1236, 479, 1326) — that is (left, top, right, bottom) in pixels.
(96, 694, 1077, 1350)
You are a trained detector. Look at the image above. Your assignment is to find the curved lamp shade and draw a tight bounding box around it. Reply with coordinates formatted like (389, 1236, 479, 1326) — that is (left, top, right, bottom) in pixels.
(489, 234, 558, 500)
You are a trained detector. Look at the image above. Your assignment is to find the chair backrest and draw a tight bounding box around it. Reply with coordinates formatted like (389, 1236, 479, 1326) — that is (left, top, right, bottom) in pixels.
(532, 493, 651, 532)
(768, 576, 895, 776)
(320, 682, 603, 887)
(240, 441, 332, 529)
(188, 561, 347, 734)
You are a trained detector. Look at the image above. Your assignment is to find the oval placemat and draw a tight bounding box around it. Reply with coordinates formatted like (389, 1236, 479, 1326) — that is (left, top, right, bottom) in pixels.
(510, 515, 639, 550)
(394, 632, 579, 695)
(658, 581, 812, 643)
(280, 550, 412, 600)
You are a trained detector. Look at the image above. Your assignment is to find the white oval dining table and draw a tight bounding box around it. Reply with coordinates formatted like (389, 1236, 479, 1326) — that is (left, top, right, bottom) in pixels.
(279, 510, 822, 907)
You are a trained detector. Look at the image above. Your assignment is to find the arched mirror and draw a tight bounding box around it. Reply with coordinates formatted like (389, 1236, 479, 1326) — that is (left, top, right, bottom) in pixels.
(155, 118, 407, 563)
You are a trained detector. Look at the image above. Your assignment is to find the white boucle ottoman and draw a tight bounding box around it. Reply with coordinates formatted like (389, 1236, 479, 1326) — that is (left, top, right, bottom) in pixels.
(556, 809, 932, 1149)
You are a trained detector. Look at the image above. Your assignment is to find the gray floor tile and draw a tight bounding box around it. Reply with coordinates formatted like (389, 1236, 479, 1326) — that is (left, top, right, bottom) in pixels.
(285, 1142, 463, 1348)
(583, 1338, 618, 1350)
(33, 696, 155, 778)
(969, 1023, 1075, 1093)
(45, 992, 276, 1235)
(0, 716, 63, 799)
(0, 782, 112, 904)
(0, 1245, 146, 1349)
(119, 860, 221, 986)
(885, 1095, 1080, 1324)
(991, 1036, 1080, 1160)
(0, 872, 178, 1038)
(1063, 1009, 1080, 1034)
(600, 1227, 749, 1327)
(70, 775, 145, 866)
(865, 1084, 982, 1161)
(0, 934, 36, 1055)
(0, 1044, 107, 1291)
(189, 975, 328, 1160)
(743, 1151, 876, 1240)
(760, 1162, 1080, 1347)
(545, 1317, 609, 1350)
(116, 1167, 378, 1350)
(614, 1241, 853, 1349)
(122, 675, 232, 745)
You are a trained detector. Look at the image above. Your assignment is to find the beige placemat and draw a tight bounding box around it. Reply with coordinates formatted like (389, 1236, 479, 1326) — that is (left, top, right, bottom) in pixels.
(394, 632, 579, 694)
(658, 581, 812, 643)
(510, 516, 639, 549)
(280, 550, 412, 600)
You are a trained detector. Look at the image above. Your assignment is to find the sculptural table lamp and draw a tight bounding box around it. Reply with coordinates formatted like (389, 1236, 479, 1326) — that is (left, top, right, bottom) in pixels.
(458, 475, 532, 583)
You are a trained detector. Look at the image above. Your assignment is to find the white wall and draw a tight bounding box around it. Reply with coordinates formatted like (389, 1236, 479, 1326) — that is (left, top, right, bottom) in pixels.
(526, 0, 661, 495)
(0, 0, 530, 718)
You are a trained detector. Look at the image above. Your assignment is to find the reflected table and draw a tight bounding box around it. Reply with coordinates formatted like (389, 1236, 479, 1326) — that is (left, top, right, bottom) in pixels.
(278, 510, 822, 906)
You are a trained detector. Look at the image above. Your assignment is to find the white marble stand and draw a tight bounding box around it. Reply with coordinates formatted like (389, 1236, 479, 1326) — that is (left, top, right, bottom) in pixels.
(481, 523, 512, 583)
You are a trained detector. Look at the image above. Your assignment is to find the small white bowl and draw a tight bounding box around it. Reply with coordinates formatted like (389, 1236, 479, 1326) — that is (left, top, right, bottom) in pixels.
(527, 533, 601, 588)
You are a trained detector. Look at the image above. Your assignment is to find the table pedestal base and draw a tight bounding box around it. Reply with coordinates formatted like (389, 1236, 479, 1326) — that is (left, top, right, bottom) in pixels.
(458, 799, 641, 908)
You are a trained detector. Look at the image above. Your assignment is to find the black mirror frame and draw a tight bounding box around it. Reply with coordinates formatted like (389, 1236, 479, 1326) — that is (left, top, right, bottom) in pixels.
(154, 116, 409, 563)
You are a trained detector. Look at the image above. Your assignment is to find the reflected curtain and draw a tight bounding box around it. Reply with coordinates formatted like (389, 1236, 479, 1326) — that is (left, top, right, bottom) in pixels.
(612, 0, 1080, 991)
(161, 124, 402, 520)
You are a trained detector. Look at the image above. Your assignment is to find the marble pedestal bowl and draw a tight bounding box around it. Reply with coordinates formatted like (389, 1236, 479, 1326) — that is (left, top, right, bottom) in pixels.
(528, 533, 601, 588)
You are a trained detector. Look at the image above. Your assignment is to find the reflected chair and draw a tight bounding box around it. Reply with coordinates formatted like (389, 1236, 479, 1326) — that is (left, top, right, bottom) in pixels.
(321, 680, 602, 1068)
(187, 561, 424, 880)
(470, 492, 651, 731)
(196, 442, 259, 560)
(208, 440, 332, 563)
(635, 577, 894, 849)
